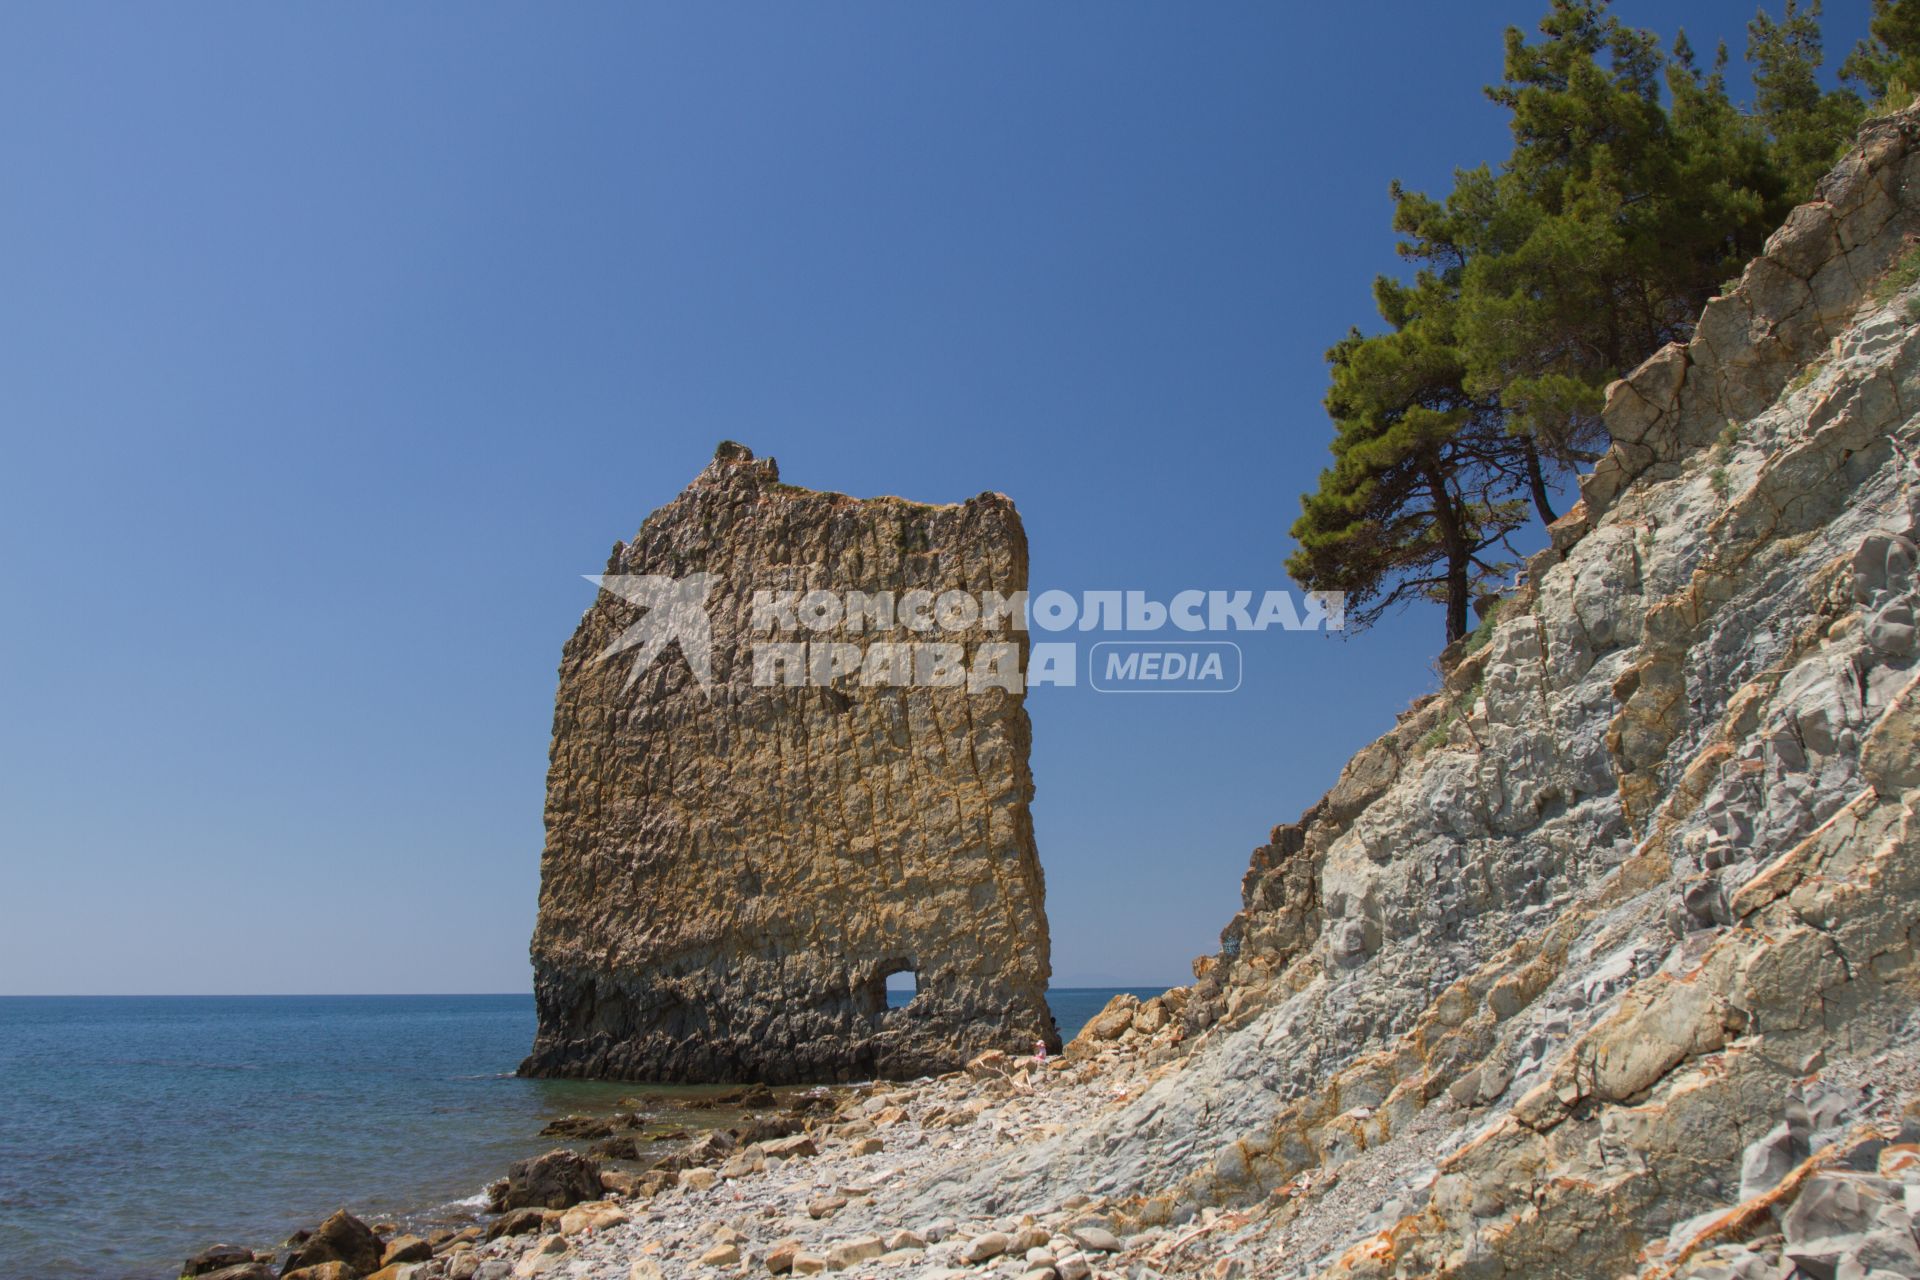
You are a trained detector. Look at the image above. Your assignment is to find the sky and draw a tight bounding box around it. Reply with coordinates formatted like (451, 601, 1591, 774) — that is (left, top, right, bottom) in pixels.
(0, 2, 1873, 994)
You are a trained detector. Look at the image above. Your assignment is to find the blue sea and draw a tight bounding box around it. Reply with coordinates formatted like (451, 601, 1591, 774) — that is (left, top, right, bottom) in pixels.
(0, 990, 1160, 1279)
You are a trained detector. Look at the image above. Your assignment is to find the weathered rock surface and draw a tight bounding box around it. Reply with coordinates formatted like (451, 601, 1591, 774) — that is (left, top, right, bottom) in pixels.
(522, 444, 1056, 1083)
(855, 103, 1920, 1279)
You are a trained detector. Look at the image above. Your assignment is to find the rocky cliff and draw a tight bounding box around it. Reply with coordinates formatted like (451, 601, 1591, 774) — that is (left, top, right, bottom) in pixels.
(521, 444, 1057, 1084)
(883, 105, 1920, 1278)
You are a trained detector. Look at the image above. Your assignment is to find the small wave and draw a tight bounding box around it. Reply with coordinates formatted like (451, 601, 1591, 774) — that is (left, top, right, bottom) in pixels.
(105, 1057, 266, 1072)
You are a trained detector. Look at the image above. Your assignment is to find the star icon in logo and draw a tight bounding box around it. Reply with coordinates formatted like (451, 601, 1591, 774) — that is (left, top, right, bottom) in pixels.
(587, 573, 719, 693)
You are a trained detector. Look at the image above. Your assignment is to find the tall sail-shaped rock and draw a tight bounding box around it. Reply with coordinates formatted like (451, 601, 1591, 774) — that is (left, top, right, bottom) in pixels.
(522, 444, 1057, 1083)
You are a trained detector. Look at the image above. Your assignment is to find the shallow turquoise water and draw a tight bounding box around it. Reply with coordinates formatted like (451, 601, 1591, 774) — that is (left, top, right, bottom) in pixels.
(0, 990, 1158, 1278)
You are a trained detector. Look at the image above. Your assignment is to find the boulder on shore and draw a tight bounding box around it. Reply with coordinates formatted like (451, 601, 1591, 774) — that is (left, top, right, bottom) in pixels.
(184, 1243, 255, 1276)
(491, 1148, 603, 1211)
(379, 1234, 431, 1266)
(484, 1206, 552, 1240)
(279, 1209, 381, 1277)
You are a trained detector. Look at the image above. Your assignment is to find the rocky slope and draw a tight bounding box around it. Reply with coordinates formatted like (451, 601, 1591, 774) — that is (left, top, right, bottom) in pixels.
(295, 106, 1920, 1280)
(868, 104, 1920, 1277)
(523, 444, 1056, 1084)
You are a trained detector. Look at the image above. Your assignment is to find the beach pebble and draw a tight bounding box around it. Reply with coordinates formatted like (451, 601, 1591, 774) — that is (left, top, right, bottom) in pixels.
(763, 1134, 819, 1160)
(721, 1151, 766, 1179)
(1068, 1226, 1120, 1253)
(826, 1236, 885, 1268)
(964, 1232, 1012, 1262)
(560, 1203, 629, 1235)
(1054, 1252, 1091, 1280)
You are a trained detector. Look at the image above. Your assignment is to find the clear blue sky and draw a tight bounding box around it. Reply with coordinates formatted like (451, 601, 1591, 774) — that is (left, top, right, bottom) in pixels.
(0, 3, 1868, 993)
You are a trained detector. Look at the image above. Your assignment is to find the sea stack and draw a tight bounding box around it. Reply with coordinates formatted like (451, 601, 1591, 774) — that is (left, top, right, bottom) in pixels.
(521, 443, 1058, 1083)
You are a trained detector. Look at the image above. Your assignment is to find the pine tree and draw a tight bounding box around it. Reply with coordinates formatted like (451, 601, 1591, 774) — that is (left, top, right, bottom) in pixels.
(1842, 0, 1920, 106)
(1457, 2, 1776, 478)
(1287, 305, 1530, 645)
(1381, 169, 1565, 526)
(1748, 1, 1866, 196)
(1290, 0, 1874, 645)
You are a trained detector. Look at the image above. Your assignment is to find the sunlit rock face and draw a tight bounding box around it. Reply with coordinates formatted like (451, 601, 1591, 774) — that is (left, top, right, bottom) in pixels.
(882, 108, 1920, 1280)
(521, 444, 1056, 1084)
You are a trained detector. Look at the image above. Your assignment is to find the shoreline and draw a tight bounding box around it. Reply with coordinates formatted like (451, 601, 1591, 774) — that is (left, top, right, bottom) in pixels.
(177, 995, 1177, 1280)
(0, 990, 1168, 1280)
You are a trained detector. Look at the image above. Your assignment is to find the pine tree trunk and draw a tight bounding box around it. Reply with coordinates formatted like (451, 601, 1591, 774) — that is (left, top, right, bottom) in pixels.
(1423, 459, 1471, 644)
(1523, 434, 1558, 525)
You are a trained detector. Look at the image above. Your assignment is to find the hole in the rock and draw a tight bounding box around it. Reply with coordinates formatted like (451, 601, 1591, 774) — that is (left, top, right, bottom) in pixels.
(856, 960, 919, 1020)
(885, 967, 919, 1008)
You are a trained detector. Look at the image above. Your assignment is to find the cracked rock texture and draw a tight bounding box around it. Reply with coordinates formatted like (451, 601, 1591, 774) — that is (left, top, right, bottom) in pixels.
(883, 105, 1920, 1278)
(521, 444, 1056, 1085)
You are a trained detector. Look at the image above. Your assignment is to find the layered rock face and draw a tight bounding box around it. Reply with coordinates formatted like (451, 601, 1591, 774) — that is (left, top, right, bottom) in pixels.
(890, 107, 1920, 1277)
(522, 445, 1056, 1084)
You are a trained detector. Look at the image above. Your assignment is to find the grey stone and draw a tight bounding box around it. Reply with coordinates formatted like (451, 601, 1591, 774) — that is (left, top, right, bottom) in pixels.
(964, 1233, 1012, 1263)
(1068, 1226, 1120, 1253)
(1741, 1121, 1808, 1200)
(1782, 1174, 1904, 1246)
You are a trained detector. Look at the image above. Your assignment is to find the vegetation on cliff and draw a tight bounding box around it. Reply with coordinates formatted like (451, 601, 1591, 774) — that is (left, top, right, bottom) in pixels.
(1288, 0, 1920, 642)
